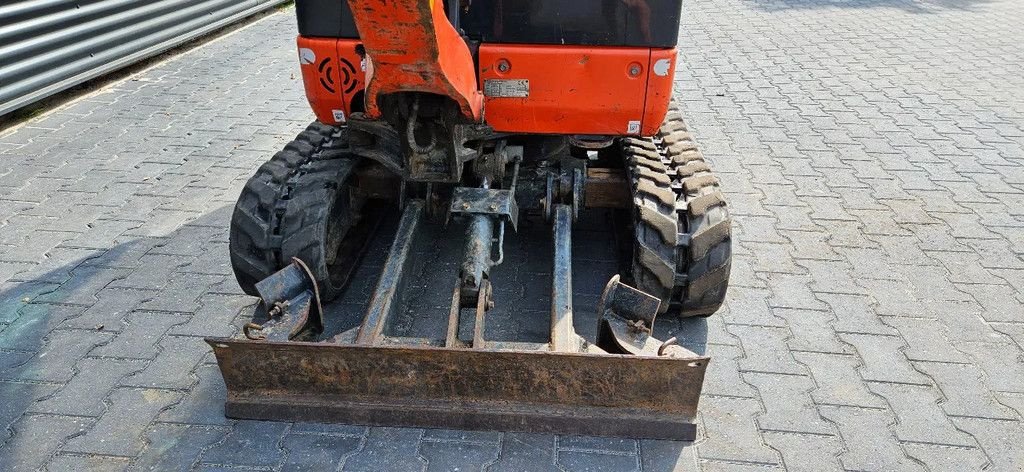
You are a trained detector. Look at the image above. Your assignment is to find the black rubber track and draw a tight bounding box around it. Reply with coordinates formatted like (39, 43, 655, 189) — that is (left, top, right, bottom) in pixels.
(624, 102, 732, 317)
(228, 122, 361, 300)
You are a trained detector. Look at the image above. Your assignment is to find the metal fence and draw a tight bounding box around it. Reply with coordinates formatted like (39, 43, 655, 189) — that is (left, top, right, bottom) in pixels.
(0, 0, 288, 116)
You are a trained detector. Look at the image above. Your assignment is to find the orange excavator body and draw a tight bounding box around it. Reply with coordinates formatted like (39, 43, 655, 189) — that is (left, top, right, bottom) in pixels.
(295, 0, 680, 137)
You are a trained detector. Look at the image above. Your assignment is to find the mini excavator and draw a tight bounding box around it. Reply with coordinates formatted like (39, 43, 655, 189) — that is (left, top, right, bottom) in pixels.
(207, 0, 732, 440)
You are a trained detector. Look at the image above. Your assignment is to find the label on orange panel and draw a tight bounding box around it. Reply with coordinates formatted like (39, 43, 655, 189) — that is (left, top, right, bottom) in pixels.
(484, 79, 530, 98)
(653, 58, 672, 76)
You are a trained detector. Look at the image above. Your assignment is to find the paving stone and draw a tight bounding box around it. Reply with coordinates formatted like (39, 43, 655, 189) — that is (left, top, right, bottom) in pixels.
(765, 273, 828, 311)
(558, 436, 636, 454)
(122, 209, 199, 238)
(2, 230, 78, 264)
(342, 427, 425, 472)
(926, 299, 1008, 344)
(0, 281, 61, 323)
(135, 424, 228, 471)
(45, 453, 130, 472)
(913, 222, 966, 251)
(721, 286, 785, 327)
(798, 260, 865, 296)
(60, 219, 142, 250)
(0, 414, 92, 471)
(483, 433, 557, 472)
(839, 333, 931, 385)
(290, 422, 369, 436)
(701, 344, 756, 398)
(937, 249, 1007, 282)
(951, 417, 1024, 471)
(557, 450, 639, 472)
(694, 310, 737, 347)
(698, 459, 783, 471)
(156, 364, 228, 426)
(27, 357, 145, 417)
(818, 405, 924, 472)
(901, 444, 989, 472)
(167, 293, 254, 338)
(696, 396, 779, 465)
(281, 432, 363, 472)
(90, 311, 188, 359)
(956, 283, 1024, 323)
(965, 238, 1024, 270)
(35, 266, 132, 306)
(743, 373, 833, 435)
(914, 360, 1019, 420)
(59, 287, 153, 331)
(121, 335, 208, 389)
(9, 247, 104, 284)
(792, 351, 885, 409)
(137, 273, 225, 313)
(883, 317, 965, 364)
(892, 266, 974, 304)
(771, 308, 849, 354)
(816, 292, 894, 336)
(868, 382, 975, 447)
(149, 225, 224, 256)
(994, 391, 1024, 420)
(421, 439, 501, 472)
(639, 440, 699, 472)
(79, 237, 166, 270)
(4, 329, 112, 382)
(761, 431, 843, 472)
(777, 229, 841, 262)
(955, 341, 1024, 393)
(0, 381, 60, 435)
(729, 325, 805, 375)
(0, 303, 84, 350)
(742, 242, 804, 275)
(199, 421, 288, 468)
(108, 254, 187, 291)
(62, 387, 181, 456)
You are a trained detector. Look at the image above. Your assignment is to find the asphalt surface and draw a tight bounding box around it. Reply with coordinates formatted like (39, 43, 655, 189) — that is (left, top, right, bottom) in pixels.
(1, 0, 1023, 470)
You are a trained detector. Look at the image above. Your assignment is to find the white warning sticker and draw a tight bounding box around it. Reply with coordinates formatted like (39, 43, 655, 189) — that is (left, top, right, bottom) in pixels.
(332, 109, 346, 123)
(299, 48, 316, 65)
(653, 58, 672, 77)
(627, 120, 641, 134)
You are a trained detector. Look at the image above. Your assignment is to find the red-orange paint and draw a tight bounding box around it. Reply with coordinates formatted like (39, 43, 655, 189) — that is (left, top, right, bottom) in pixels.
(478, 45, 655, 136)
(296, 36, 346, 125)
(642, 48, 677, 135)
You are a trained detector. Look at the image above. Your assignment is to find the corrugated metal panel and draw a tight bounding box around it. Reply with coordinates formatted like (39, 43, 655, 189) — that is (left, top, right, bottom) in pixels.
(0, 0, 288, 116)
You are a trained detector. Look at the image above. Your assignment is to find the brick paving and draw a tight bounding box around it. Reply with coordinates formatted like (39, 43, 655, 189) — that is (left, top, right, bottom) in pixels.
(2, 0, 1024, 469)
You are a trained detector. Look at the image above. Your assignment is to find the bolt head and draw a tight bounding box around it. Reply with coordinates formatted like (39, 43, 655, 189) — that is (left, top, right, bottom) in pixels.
(496, 59, 511, 73)
(628, 63, 642, 77)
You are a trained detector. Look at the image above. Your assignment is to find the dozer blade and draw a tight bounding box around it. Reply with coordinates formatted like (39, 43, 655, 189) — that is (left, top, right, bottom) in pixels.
(206, 339, 707, 440)
(208, 202, 708, 440)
